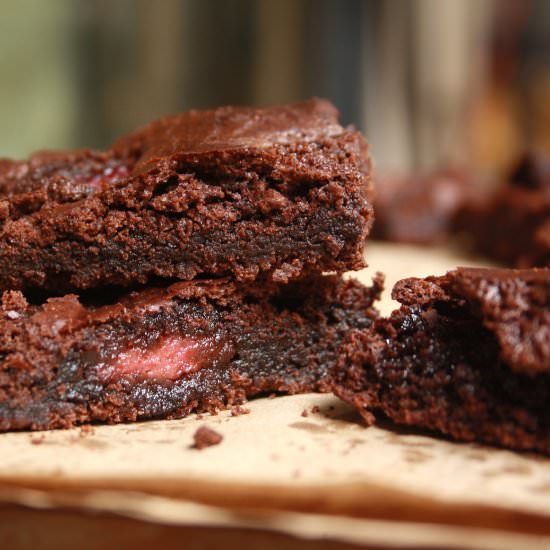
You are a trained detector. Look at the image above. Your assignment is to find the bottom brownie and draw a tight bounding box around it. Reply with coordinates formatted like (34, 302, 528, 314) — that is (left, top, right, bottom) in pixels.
(334, 267, 550, 454)
(0, 274, 382, 431)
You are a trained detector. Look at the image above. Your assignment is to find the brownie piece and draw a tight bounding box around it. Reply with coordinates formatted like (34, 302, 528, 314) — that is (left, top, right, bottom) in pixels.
(0, 99, 373, 292)
(460, 153, 550, 267)
(510, 151, 550, 192)
(0, 274, 382, 431)
(193, 426, 223, 450)
(372, 168, 476, 245)
(334, 267, 550, 454)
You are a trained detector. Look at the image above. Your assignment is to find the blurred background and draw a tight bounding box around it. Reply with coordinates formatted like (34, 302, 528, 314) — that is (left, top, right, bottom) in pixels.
(1, 0, 549, 179)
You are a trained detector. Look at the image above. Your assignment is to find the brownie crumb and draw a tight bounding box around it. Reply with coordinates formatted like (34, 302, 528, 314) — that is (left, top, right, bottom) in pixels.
(30, 435, 45, 445)
(301, 409, 309, 417)
(231, 405, 251, 416)
(79, 425, 95, 437)
(267, 393, 277, 400)
(311, 405, 320, 414)
(193, 426, 223, 450)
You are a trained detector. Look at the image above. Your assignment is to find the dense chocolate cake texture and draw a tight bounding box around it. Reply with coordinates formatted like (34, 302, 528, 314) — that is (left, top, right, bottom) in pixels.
(0, 99, 373, 293)
(334, 267, 550, 454)
(0, 274, 382, 431)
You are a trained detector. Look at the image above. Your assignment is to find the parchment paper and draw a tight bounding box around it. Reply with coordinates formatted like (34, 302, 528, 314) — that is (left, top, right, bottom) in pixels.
(2, 243, 549, 548)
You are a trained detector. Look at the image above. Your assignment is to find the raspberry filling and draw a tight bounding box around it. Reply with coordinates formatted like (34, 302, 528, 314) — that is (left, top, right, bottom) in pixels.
(101, 335, 233, 383)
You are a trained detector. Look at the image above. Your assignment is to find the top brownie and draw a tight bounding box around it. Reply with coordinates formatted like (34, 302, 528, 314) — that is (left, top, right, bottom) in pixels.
(0, 99, 373, 292)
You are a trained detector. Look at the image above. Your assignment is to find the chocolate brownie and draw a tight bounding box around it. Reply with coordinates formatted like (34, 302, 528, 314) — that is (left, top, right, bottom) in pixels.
(461, 153, 550, 267)
(372, 168, 476, 245)
(0, 99, 373, 292)
(510, 151, 550, 191)
(334, 267, 550, 454)
(0, 274, 382, 431)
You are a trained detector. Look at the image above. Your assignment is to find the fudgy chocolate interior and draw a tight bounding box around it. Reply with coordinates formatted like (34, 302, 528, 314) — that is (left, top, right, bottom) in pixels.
(378, 308, 549, 451)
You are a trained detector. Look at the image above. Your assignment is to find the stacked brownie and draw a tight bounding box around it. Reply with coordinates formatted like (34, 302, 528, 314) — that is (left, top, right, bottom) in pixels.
(0, 99, 380, 431)
(3, 97, 548, 458)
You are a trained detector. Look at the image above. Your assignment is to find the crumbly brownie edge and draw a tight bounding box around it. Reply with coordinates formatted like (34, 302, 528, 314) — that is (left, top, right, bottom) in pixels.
(333, 268, 550, 454)
(0, 134, 372, 292)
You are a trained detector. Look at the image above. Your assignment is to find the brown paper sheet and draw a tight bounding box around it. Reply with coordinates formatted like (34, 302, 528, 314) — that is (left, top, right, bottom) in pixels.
(1, 243, 549, 548)
(2, 487, 550, 550)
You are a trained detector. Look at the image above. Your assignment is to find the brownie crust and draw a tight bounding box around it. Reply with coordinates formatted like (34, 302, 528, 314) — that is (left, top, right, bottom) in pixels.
(0, 99, 373, 292)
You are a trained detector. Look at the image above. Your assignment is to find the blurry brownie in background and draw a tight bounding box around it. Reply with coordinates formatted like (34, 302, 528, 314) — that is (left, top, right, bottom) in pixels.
(372, 168, 479, 245)
(510, 151, 550, 191)
(0, 274, 382, 431)
(460, 152, 550, 267)
(334, 266, 550, 455)
(0, 99, 373, 293)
